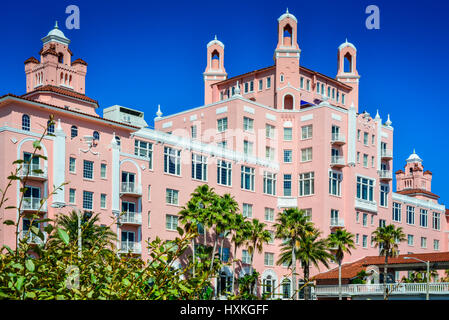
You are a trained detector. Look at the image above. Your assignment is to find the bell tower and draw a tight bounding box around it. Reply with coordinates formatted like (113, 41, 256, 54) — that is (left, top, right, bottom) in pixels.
(203, 36, 227, 105)
(336, 39, 360, 110)
(274, 9, 301, 110)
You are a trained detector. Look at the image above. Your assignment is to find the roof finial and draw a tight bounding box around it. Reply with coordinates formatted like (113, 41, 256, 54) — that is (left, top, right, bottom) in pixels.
(375, 109, 380, 120)
(156, 104, 163, 118)
(385, 114, 392, 126)
(214, 34, 217, 40)
(235, 81, 241, 95)
(286, 8, 289, 13)
(55, 21, 59, 29)
(413, 148, 416, 154)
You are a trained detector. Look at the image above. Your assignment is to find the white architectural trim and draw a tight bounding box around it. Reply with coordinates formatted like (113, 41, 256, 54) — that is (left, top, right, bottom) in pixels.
(392, 192, 445, 212)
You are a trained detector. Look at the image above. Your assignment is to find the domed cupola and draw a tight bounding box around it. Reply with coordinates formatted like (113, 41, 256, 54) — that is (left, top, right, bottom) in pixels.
(41, 21, 70, 46)
(406, 149, 423, 164)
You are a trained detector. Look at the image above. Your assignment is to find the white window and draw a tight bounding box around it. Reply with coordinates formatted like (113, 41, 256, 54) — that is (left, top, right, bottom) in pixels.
(433, 212, 441, 230)
(243, 203, 253, 218)
(363, 132, 369, 145)
(362, 235, 368, 248)
(300, 77, 304, 89)
(356, 211, 360, 223)
(421, 237, 427, 248)
(342, 94, 346, 105)
(166, 215, 178, 231)
(264, 252, 274, 266)
(69, 157, 76, 173)
(371, 156, 375, 168)
(242, 250, 251, 264)
(147, 211, 151, 228)
(363, 154, 368, 167)
(372, 134, 375, 145)
(249, 81, 254, 92)
(244, 82, 249, 93)
(299, 172, 314, 196)
(266, 124, 275, 139)
(434, 240, 440, 251)
(83, 160, 93, 179)
(356, 176, 374, 202)
(243, 117, 254, 132)
(301, 125, 313, 140)
(148, 185, 151, 201)
(135, 140, 153, 169)
(301, 147, 312, 162)
(217, 140, 227, 149)
(164, 147, 181, 175)
(316, 82, 320, 94)
(407, 206, 415, 224)
(258, 79, 263, 91)
(166, 189, 179, 205)
(267, 77, 271, 89)
(83, 191, 93, 210)
(217, 117, 228, 132)
(243, 140, 253, 156)
(357, 152, 360, 163)
(264, 208, 274, 222)
(191, 154, 207, 181)
(22, 115, 30, 131)
(191, 125, 197, 139)
(362, 213, 367, 226)
(329, 171, 342, 196)
(241, 166, 255, 191)
(283, 174, 292, 196)
(284, 150, 292, 163)
(303, 208, 312, 218)
(265, 147, 275, 161)
(392, 202, 401, 222)
(420, 209, 428, 228)
(306, 79, 310, 91)
(380, 184, 389, 207)
(283, 127, 292, 141)
(357, 130, 361, 141)
(407, 234, 414, 246)
(263, 172, 276, 196)
(280, 74, 284, 82)
(217, 160, 232, 186)
(356, 234, 359, 244)
(69, 188, 76, 204)
(100, 194, 107, 209)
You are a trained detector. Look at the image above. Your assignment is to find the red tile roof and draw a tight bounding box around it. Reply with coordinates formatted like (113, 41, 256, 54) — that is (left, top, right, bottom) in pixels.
(315, 252, 449, 281)
(22, 85, 98, 105)
(395, 188, 440, 199)
(72, 58, 88, 66)
(24, 57, 39, 64)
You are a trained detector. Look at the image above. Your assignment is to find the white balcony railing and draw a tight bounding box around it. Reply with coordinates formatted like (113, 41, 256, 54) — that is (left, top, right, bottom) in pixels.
(120, 182, 141, 195)
(22, 197, 47, 212)
(120, 212, 142, 225)
(381, 149, 393, 159)
(315, 283, 449, 296)
(331, 133, 346, 144)
(379, 170, 393, 180)
(277, 197, 298, 208)
(120, 241, 142, 254)
(20, 230, 46, 245)
(330, 218, 345, 228)
(19, 164, 47, 180)
(331, 156, 345, 166)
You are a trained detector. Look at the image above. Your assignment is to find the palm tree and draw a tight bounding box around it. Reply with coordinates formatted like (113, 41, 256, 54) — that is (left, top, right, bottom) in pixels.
(372, 224, 406, 299)
(245, 219, 271, 295)
(278, 228, 332, 300)
(54, 211, 116, 249)
(273, 208, 314, 299)
(328, 228, 355, 300)
(230, 214, 251, 294)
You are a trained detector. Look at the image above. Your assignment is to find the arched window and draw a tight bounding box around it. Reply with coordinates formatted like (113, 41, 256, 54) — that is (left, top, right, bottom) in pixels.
(211, 50, 220, 69)
(47, 120, 54, 134)
(93, 131, 100, 140)
(283, 24, 293, 46)
(115, 136, 121, 146)
(69, 75, 72, 86)
(71, 125, 78, 138)
(60, 72, 64, 84)
(263, 275, 275, 298)
(22, 115, 30, 131)
(65, 73, 68, 85)
(344, 53, 352, 73)
(284, 94, 294, 110)
(280, 73, 284, 83)
(58, 53, 63, 64)
(282, 279, 291, 299)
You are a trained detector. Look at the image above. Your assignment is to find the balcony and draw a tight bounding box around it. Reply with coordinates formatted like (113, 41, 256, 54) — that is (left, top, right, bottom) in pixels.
(379, 170, 393, 181)
(330, 156, 345, 168)
(22, 197, 47, 212)
(330, 218, 345, 228)
(18, 164, 47, 181)
(381, 149, 393, 160)
(331, 133, 346, 145)
(120, 182, 142, 197)
(120, 211, 142, 225)
(277, 197, 298, 208)
(120, 241, 142, 254)
(315, 283, 449, 298)
(20, 230, 46, 245)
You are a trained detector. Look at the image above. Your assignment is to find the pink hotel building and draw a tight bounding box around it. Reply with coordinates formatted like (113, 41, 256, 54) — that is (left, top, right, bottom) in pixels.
(0, 11, 448, 296)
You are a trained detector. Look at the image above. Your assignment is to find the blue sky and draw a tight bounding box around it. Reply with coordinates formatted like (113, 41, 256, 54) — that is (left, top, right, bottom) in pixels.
(1, 0, 448, 203)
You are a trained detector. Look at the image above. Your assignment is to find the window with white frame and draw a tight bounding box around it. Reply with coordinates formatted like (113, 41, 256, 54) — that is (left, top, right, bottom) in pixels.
(434, 239, 440, 251)
(380, 184, 389, 207)
(316, 82, 320, 94)
(300, 77, 304, 89)
(342, 94, 346, 105)
(392, 202, 401, 222)
(362, 213, 367, 226)
(299, 172, 314, 196)
(283, 127, 292, 141)
(191, 125, 197, 139)
(433, 212, 441, 230)
(242, 203, 253, 218)
(166, 189, 179, 205)
(69, 157, 76, 173)
(241, 166, 255, 191)
(217, 160, 232, 186)
(356, 211, 360, 223)
(362, 235, 368, 248)
(263, 172, 276, 196)
(83, 191, 93, 210)
(217, 117, 228, 132)
(303, 208, 312, 218)
(265, 208, 274, 222)
(356, 233, 359, 244)
(148, 185, 151, 201)
(267, 77, 271, 89)
(283, 150, 292, 163)
(266, 124, 275, 139)
(100, 194, 107, 209)
(357, 152, 360, 163)
(100, 163, 107, 179)
(191, 154, 207, 181)
(329, 171, 342, 196)
(268, 231, 275, 244)
(363, 154, 368, 167)
(407, 206, 415, 224)
(301, 148, 312, 162)
(419, 209, 428, 228)
(217, 141, 227, 149)
(356, 176, 374, 202)
(265, 146, 275, 161)
(363, 132, 369, 145)
(283, 174, 292, 197)
(243, 140, 253, 156)
(164, 147, 181, 175)
(258, 79, 263, 91)
(264, 252, 274, 266)
(69, 188, 76, 204)
(407, 234, 414, 246)
(301, 125, 313, 140)
(242, 250, 251, 264)
(83, 160, 93, 179)
(421, 237, 427, 248)
(244, 82, 249, 93)
(243, 117, 254, 132)
(22, 115, 31, 131)
(135, 140, 153, 169)
(166, 214, 178, 231)
(306, 79, 310, 91)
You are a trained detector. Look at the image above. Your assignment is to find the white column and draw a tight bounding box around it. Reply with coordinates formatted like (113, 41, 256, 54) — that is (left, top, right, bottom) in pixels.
(376, 116, 382, 171)
(52, 119, 66, 206)
(347, 103, 357, 166)
(111, 134, 120, 215)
